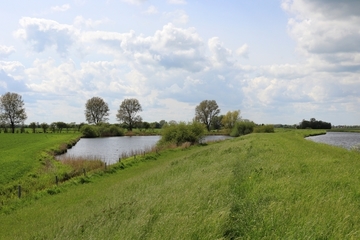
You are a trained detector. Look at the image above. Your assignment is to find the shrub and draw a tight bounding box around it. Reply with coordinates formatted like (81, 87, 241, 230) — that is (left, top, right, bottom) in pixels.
(80, 125, 98, 138)
(230, 121, 256, 137)
(109, 125, 124, 136)
(254, 124, 275, 133)
(158, 121, 206, 146)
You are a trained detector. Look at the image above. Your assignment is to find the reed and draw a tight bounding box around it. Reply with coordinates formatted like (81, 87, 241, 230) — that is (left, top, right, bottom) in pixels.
(60, 156, 104, 173)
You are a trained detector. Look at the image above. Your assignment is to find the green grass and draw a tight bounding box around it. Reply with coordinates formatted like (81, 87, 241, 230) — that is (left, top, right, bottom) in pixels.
(328, 128, 360, 133)
(1, 130, 360, 239)
(0, 133, 82, 206)
(0, 133, 81, 185)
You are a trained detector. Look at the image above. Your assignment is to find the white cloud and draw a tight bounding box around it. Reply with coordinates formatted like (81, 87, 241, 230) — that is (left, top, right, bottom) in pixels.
(0, 45, 16, 59)
(208, 37, 233, 67)
(164, 10, 189, 24)
(283, 0, 360, 66)
(143, 5, 158, 15)
(14, 17, 77, 57)
(121, 0, 147, 5)
(168, 0, 187, 5)
(74, 16, 109, 29)
(51, 4, 70, 12)
(236, 44, 249, 58)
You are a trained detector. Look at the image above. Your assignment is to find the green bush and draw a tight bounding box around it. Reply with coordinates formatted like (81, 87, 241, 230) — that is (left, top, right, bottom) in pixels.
(254, 124, 275, 133)
(230, 121, 256, 137)
(80, 124, 124, 138)
(158, 121, 206, 146)
(109, 125, 124, 136)
(80, 125, 99, 138)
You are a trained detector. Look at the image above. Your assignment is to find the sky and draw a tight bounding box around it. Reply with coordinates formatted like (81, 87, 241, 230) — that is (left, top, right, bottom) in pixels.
(0, 0, 359, 126)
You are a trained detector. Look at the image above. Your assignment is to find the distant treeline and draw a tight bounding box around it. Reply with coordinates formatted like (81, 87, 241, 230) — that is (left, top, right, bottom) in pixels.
(298, 118, 331, 129)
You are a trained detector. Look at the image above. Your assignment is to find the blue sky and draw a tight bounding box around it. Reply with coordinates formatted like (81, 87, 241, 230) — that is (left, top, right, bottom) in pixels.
(0, 0, 359, 125)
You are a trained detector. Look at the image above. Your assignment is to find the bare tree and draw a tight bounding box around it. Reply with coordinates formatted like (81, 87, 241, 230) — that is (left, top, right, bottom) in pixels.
(0, 92, 27, 133)
(85, 97, 110, 124)
(195, 100, 220, 131)
(116, 98, 142, 131)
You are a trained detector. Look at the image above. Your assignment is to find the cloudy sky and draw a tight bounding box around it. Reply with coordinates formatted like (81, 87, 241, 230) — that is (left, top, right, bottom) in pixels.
(0, 0, 359, 125)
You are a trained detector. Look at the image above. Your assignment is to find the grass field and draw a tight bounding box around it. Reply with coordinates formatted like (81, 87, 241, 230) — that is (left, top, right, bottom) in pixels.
(0, 133, 82, 206)
(1, 129, 360, 239)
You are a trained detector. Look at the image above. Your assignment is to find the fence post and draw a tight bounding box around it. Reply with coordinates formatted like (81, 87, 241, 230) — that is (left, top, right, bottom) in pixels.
(105, 162, 107, 170)
(83, 168, 86, 176)
(18, 185, 21, 198)
(55, 176, 59, 185)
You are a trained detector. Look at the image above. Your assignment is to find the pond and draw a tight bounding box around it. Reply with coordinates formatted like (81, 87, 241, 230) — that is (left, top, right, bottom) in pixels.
(306, 132, 360, 150)
(57, 135, 232, 164)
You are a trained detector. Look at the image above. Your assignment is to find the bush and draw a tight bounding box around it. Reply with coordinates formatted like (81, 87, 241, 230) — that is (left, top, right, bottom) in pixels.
(109, 125, 124, 136)
(80, 125, 98, 138)
(80, 124, 124, 138)
(158, 121, 206, 146)
(254, 124, 275, 133)
(230, 121, 256, 137)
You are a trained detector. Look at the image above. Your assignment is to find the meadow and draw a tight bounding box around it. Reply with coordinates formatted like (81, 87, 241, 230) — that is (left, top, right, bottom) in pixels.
(1, 129, 360, 239)
(0, 133, 82, 204)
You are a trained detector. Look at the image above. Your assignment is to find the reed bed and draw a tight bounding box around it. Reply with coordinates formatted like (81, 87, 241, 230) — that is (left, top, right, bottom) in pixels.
(60, 155, 105, 173)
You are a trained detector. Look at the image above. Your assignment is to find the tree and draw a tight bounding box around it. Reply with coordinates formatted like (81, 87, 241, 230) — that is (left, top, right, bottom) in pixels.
(85, 97, 110, 124)
(41, 122, 49, 133)
(0, 92, 27, 133)
(211, 115, 223, 130)
(50, 122, 57, 133)
(195, 100, 220, 131)
(56, 122, 67, 133)
(221, 110, 241, 129)
(29, 122, 37, 133)
(116, 98, 142, 131)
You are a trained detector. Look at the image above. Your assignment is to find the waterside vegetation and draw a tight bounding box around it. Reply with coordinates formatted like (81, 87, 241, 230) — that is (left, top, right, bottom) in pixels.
(1, 129, 360, 239)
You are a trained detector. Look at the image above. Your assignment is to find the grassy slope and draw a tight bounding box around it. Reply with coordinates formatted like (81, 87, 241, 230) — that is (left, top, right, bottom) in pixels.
(0, 133, 81, 185)
(1, 130, 360, 239)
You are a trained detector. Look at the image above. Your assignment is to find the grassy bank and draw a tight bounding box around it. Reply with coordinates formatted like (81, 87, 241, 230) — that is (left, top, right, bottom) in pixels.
(1, 129, 360, 239)
(328, 128, 360, 133)
(0, 133, 82, 205)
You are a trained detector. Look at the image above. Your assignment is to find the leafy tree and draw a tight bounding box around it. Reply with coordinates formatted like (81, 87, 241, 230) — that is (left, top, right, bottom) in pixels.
(41, 122, 49, 133)
(56, 122, 67, 133)
(211, 115, 223, 130)
(85, 97, 110, 124)
(195, 100, 220, 131)
(143, 122, 150, 131)
(29, 122, 37, 133)
(159, 120, 167, 128)
(298, 118, 331, 129)
(0, 92, 27, 133)
(116, 98, 142, 131)
(222, 110, 241, 129)
(50, 122, 57, 133)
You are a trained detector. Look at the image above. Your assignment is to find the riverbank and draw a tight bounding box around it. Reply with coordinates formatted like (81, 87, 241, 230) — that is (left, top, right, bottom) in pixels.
(1, 129, 360, 239)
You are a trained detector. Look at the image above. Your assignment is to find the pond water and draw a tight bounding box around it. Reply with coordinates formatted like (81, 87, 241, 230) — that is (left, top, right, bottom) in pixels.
(306, 132, 360, 150)
(57, 135, 232, 164)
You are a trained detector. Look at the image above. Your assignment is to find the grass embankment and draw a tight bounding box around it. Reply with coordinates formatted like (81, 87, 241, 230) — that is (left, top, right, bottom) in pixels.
(1, 130, 360, 239)
(328, 128, 360, 133)
(0, 133, 82, 203)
